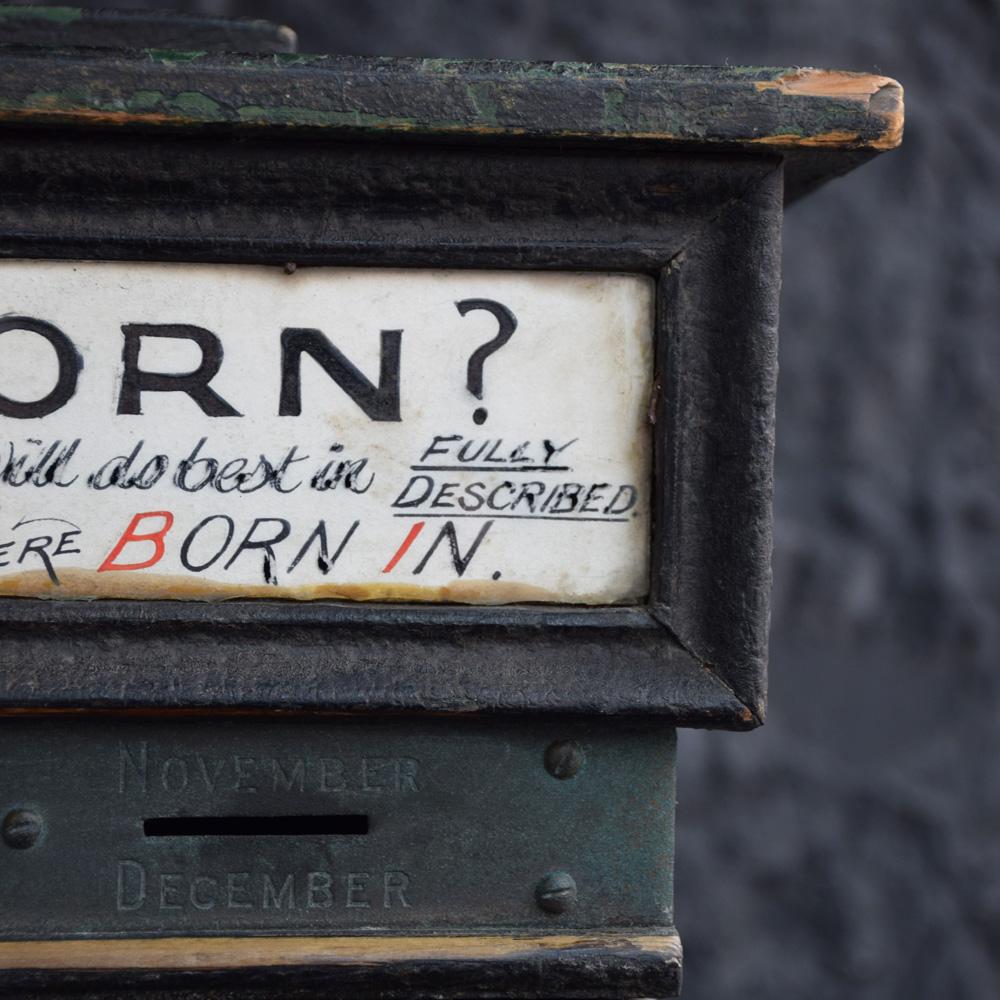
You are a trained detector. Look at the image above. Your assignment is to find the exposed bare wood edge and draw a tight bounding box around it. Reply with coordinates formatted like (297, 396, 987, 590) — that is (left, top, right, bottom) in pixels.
(869, 81, 905, 150)
(755, 69, 904, 150)
(754, 68, 892, 99)
(0, 933, 681, 971)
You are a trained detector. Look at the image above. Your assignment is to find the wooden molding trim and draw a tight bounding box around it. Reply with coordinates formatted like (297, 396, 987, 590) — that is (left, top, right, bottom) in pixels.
(0, 932, 681, 971)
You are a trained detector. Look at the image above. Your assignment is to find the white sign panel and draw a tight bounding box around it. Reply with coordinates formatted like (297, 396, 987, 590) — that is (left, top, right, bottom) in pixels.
(0, 262, 653, 605)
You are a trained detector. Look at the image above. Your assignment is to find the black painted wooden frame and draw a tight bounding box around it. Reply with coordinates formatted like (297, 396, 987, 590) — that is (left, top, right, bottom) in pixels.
(0, 127, 782, 729)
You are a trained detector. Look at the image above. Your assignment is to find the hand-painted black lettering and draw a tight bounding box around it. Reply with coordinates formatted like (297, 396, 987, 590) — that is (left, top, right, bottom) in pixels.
(486, 481, 516, 511)
(419, 435, 462, 462)
(457, 439, 488, 462)
(604, 485, 638, 515)
(343, 458, 374, 493)
(215, 458, 249, 493)
(33, 438, 80, 487)
(392, 475, 434, 508)
(269, 446, 308, 493)
(430, 482, 459, 508)
(549, 483, 583, 514)
(180, 515, 235, 572)
(512, 481, 545, 512)
(17, 534, 59, 585)
(412, 519, 493, 576)
(279, 329, 401, 421)
(454, 299, 517, 400)
(53, 529, 82, 557)
(174, 438, 218, 492)
(118, 325, 241, 417)
(580, 483, 610, 513)
(224, 517, 291, 585)
(458, 482, 486, 512)
(2, 438, 81, 488)
(0, 317, 81, 418)
(542, 438, 578, 464)
(287, 519, 359, 575)
(88, 441, 169, 490)
(308, 457, 374, 493)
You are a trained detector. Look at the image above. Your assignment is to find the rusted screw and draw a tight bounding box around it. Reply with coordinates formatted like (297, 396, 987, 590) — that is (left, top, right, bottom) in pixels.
(545, 739, 585, 779)
(2, 809, 43, 849)
(535, 871, 577, 914)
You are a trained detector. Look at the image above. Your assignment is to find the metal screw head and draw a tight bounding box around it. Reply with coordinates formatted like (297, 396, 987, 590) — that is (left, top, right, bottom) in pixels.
(545, 739, 585, 779)
(535, 871, 577, 914)
(2, 809, 43, 850)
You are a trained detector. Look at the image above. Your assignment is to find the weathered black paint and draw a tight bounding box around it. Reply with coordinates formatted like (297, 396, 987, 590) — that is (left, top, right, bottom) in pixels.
(0, 137, 784, 728)
(0, 13, 903, 999)
(118, 325, 241, 417)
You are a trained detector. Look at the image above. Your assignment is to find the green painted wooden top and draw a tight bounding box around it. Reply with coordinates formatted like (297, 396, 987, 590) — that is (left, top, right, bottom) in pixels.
(0, 23, 902, 201)
(0, 46, 902, 150)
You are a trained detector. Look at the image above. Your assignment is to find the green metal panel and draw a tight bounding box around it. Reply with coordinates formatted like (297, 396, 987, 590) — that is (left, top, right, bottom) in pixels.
(0, 715, 676, 938)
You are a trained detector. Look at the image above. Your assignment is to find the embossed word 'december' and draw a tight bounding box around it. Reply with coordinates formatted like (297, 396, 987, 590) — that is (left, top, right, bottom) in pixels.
(0, 263, 653, 604)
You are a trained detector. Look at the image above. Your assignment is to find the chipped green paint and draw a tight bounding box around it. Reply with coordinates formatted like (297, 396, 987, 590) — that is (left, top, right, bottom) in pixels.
(0, 89, 879, 145)
(602, 89, 628, 131)
(727, 65, 797, 78)
(235, 104, 424, 131)
(0, 88, 875, 146)
(20, 90, 60, 110)
(267, 53, 324, 68)
(236, 105, 340, 127)
(0, 50, 902, 153)
(22, 86, 92, 109)
(0, 5, 82, 23)
(126, 90, 165, 112)
(167, 91, 222, 116)
(419, 58, 460, 76)
(146, 50, 208, 65)
(549, 61, 602, 77)
(467, 82, 499, 125)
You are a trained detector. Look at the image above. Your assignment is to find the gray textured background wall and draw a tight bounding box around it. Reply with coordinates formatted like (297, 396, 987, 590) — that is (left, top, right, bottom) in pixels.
(30, 1, 1000, 996)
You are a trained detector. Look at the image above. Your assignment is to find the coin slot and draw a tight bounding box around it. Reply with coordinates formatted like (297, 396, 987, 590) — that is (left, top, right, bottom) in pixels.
(143, 814, 369, 837)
